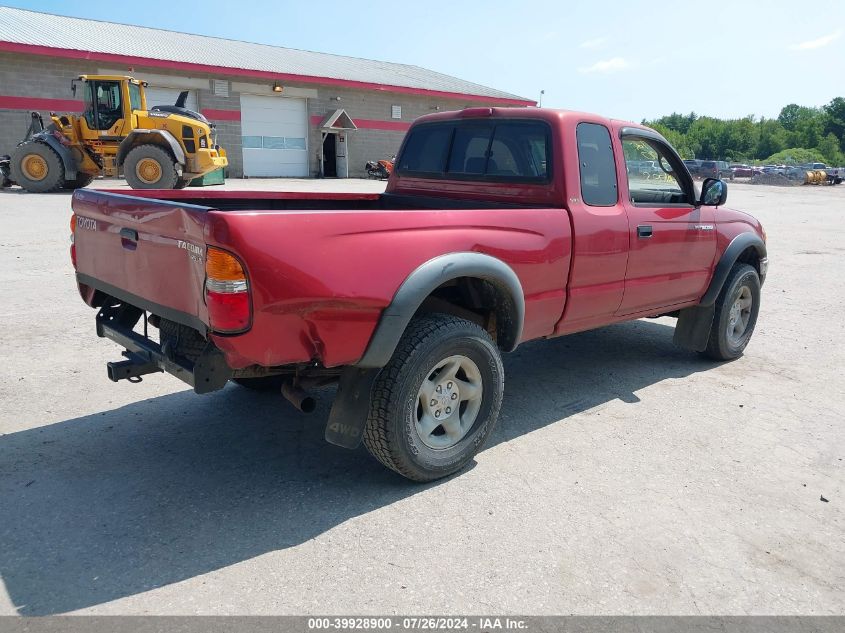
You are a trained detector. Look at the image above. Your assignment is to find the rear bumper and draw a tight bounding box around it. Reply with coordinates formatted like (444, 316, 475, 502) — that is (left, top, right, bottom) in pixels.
(96, 303, 232, 394)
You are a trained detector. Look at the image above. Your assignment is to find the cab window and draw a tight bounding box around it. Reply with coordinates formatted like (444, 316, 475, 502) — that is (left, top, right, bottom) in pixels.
(397, 120, 551, 182)
(83, 81, 123, 131)
(128, 83, 142, 111)
(622, 136, 691, 205)
(576, 122, 618, 206)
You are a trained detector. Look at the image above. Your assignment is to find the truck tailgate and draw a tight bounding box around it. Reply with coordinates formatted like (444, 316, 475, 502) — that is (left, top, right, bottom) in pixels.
(72, 189, 211, 329)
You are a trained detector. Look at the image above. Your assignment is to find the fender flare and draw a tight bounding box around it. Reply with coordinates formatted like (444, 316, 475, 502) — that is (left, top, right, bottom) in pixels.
(699, 232, 766, 307)
(356, 252, 526, 369)
(117, 129, 185, 167)
(33, 133, 78, 180)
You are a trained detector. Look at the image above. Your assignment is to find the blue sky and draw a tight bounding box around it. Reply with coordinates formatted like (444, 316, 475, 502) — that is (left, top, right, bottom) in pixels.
(4, 0, 844, 122)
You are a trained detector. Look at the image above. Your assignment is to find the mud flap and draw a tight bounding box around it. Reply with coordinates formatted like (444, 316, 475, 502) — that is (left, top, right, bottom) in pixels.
(192, 344, 233, 394)
(673, 304, 715, 352)
(325, 367, 381, 449)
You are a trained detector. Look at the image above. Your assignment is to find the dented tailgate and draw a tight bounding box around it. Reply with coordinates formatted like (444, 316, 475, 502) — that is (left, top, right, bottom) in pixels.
(72, 189, 211, 329)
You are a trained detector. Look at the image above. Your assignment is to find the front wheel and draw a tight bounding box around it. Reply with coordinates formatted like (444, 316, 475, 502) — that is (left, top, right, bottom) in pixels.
(363, 314, 504, 482)
(124, 144, 179, 189)
(10, 142, 65, 193)
(701, 263, 761, 361)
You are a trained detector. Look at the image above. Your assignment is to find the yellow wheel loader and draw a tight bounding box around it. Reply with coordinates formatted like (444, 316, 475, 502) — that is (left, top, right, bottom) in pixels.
(6, 75, 227, 192)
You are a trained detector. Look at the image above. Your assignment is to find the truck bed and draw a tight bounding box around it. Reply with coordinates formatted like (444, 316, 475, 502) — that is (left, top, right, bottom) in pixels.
(72, 188, 572, 369)
(101, 188, 558, 211)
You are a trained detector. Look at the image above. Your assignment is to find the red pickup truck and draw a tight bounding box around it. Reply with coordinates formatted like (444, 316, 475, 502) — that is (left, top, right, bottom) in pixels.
(71, 107, 768, 481)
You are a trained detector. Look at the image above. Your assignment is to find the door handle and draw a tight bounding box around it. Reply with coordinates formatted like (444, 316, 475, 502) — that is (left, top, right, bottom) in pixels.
(637, 225, 653, 238)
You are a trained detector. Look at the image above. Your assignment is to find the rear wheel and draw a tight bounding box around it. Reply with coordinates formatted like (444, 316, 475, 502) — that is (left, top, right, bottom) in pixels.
(363, 314, 504, 482)
(10, 142, 65, 193)
(701, 263, 761, 361)
(124, 144, 179, 189)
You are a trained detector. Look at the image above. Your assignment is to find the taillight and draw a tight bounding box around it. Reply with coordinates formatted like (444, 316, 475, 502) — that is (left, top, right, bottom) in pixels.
(70, 213, 77, 268)
(205, 246, 250, 333)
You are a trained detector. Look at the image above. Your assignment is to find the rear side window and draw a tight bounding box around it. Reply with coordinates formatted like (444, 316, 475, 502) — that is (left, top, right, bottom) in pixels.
(397, 125, 452, 174)
(397, 120, 550, 182)
(489, 123, 548, 178)
(448, 124, 494, 174)
(576, 122, 618, 206)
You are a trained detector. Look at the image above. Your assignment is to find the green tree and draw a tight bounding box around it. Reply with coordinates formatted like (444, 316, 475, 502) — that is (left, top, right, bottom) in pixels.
(778, 104, 802, 130)
(822, 97, 845, 151)
(818, 133, 845, 166)
(642, 98, 843, 164)
(756, 119, 788, 160)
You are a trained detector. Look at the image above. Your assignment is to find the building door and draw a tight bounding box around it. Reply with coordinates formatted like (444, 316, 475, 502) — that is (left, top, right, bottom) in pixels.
(335, 132, 348, 178)
(240, 94, 308, 177)
(144, 86, 198, 112)
(322, 134, 337, 177)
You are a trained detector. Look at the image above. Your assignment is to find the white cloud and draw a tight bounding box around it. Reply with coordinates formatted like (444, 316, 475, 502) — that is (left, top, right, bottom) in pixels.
(579, 37, 606, 49)
(578, 57, 634, 74)
(789, 30, 841, 50)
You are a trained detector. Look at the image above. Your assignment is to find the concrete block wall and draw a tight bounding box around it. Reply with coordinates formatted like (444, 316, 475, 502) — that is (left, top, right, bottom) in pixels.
(0, 51, 513, 179)
(0, 52, 91, 159)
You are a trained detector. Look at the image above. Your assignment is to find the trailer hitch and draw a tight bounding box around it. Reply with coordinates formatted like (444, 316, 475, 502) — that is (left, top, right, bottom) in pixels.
(107, 350, 162, 383)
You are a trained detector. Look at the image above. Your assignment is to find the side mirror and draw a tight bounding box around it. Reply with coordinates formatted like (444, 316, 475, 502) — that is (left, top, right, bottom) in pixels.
(700, 177, 727, 206)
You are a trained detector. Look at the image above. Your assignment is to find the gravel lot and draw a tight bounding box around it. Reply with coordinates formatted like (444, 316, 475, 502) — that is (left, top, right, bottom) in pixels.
(0, 180, 842, 615)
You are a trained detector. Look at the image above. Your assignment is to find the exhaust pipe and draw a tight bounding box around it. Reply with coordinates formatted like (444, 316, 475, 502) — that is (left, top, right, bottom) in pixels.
(281, 381, 317, 414)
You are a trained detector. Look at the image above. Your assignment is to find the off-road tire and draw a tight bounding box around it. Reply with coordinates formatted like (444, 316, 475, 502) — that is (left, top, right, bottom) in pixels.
(232, 376, 285, 391)
(702, 263, 761, 361)
(63, 173, 96, 190)
(10, 142, 65, 193)
(363, 314, 504, 482)
(124, 144, 179, 189)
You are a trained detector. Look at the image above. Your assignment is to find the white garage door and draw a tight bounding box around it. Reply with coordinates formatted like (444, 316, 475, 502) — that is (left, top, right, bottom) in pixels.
(240, 94, 308, 177)
(145, 87, 198, 112)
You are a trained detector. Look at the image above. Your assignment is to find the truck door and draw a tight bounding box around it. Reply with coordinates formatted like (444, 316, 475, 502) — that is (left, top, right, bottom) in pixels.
(615, 130, 717, 315)
(555, 121, 630, 334)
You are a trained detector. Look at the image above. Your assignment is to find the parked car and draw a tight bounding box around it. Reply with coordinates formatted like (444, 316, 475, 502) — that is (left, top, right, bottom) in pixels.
(683, 159, 701, 176)
(730, 164, 760, 178)
(699, 160, 720, 179)
(716, 161, 733, 180)
(70, 107, 768, 481)
(783, 166, 807, 180)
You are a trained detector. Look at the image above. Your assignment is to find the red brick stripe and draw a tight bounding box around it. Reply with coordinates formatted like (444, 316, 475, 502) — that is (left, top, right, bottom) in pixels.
(0, 95, 83, 112)
(202, 108, 241, 121)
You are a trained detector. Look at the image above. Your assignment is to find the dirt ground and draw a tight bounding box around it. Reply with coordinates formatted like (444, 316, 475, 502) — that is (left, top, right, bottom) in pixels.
(0, 180, 842, 615)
